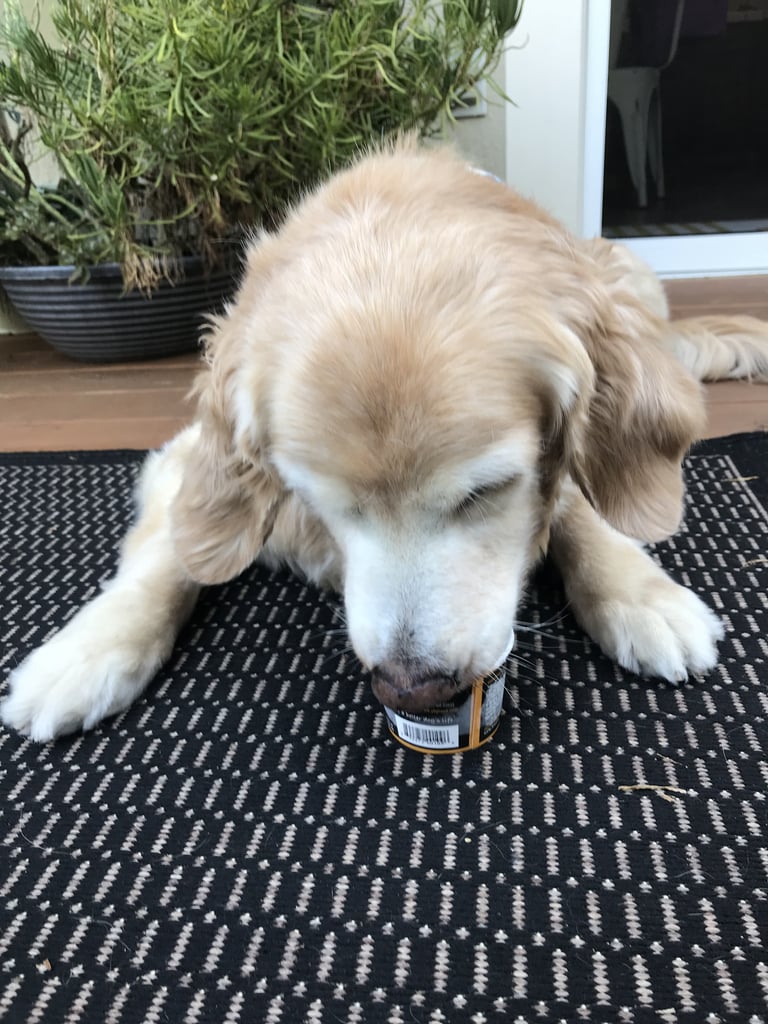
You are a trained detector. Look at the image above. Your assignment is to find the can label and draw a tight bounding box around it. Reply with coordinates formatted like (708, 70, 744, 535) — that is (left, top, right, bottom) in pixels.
(384, 673, 505, 753)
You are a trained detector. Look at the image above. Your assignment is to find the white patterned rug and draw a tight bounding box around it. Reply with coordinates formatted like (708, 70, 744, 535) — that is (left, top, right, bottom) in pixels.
(1, 434, 767, 1023)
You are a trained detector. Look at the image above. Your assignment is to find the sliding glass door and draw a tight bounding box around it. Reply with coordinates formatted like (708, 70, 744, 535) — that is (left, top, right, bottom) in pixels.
(500, 0, 767, 277)
(600, 0, 768, 276)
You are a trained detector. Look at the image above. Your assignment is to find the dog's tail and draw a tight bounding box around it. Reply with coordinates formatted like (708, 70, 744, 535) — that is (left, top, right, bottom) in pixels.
(661, 314, 768, 382)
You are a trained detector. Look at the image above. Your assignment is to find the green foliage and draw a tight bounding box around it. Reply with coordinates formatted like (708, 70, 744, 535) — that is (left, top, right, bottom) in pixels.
(0, 0, 522, 290)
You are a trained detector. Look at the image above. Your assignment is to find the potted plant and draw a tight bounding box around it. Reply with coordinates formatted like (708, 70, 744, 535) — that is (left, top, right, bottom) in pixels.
(0, 0, 522, 362)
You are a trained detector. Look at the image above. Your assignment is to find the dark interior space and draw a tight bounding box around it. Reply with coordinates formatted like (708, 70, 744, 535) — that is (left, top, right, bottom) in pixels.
(603, 5, 768, 236)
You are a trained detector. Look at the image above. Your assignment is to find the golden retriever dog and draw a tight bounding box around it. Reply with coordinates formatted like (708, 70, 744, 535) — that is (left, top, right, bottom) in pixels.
(4, 141, 768, 741)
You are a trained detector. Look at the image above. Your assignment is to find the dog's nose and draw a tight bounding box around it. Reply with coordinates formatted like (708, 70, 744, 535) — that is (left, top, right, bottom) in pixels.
(370, 660, 465, 712)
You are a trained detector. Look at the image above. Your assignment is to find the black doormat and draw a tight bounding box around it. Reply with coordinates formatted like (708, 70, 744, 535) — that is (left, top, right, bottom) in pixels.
(1, 433, 767, 1024)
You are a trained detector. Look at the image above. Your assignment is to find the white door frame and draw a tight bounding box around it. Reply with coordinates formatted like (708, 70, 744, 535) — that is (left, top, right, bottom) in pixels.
(503, 0, 768, 278)
(503, 0, 610, 237)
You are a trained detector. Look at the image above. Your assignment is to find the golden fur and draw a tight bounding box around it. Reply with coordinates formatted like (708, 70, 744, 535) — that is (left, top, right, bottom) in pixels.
(4, 140, 768, 737)
(174, 141, 706, 572)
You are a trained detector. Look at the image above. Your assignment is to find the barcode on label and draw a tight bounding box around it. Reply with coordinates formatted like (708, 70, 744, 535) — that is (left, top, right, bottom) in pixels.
(391, 714, 460, 750)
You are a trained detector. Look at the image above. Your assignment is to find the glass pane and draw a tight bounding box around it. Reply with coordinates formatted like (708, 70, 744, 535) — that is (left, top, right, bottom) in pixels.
(602, 0, 768, 240)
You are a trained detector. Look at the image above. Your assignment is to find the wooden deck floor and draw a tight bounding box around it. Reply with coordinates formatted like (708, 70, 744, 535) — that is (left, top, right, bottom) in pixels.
(0, 333, 197, 451)
(1, 276, 767, 452)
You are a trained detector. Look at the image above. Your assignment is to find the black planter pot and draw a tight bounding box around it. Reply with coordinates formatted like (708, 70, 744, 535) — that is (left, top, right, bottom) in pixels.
(0, 256, 239, 363)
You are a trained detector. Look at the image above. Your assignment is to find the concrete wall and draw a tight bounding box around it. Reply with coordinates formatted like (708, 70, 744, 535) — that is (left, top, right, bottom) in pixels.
(452, 1, 610, 236)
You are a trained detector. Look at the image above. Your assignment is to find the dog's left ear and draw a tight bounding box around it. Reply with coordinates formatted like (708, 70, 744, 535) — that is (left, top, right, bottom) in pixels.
(558, 304, 706, 543)
(171, 240, 287, 584)
(171, 411, 285, 585)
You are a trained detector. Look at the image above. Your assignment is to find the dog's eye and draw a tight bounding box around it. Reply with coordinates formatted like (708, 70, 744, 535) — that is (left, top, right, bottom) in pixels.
(451, 478, 516, 518)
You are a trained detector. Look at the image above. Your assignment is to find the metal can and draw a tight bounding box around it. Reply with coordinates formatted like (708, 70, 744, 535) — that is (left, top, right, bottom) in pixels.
(383, 672, 505, 753)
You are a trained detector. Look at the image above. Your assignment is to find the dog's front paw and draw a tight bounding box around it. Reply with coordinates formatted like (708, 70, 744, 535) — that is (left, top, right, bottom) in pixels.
(580, 579, 725, 684)
(4, 644, 137, 743)
(2, 597, 168, 742)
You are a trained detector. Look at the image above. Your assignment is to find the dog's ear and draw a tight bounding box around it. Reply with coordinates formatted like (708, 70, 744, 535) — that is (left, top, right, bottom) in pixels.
(171, 243, 286, 585)
(171, 422, 284, 585)
(554, 299, 706, 542)
(486, 188, 705, 543)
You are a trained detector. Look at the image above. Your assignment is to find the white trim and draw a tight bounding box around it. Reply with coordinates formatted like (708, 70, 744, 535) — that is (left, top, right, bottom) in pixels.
(580, 0, 611, 238)
(619, 233, 768, 279)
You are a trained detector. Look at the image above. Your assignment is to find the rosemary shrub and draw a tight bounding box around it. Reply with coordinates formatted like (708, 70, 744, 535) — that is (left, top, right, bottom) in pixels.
(0, 0, 522, 291)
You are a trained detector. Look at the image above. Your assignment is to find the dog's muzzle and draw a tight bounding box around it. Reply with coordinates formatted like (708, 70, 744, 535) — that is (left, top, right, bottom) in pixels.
(370, 660, 468, 713)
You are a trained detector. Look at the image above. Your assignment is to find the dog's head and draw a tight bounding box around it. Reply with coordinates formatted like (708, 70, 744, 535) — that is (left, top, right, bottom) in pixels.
(171, 145, 704, 712)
